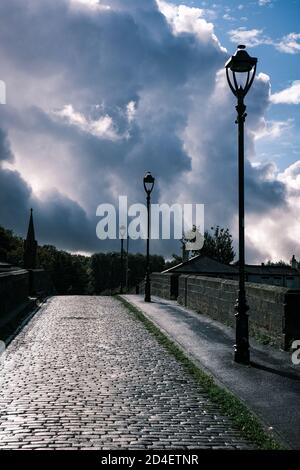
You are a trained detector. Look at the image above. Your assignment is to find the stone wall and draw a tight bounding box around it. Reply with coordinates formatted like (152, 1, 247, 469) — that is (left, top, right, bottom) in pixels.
(30, 269, 55, 297)
(151, 273, 173, 299)
(0, 268, 53, 329)
(138, 273, 172, 299)
(0, 269, 30, 326)
(177, 275, 300, 350)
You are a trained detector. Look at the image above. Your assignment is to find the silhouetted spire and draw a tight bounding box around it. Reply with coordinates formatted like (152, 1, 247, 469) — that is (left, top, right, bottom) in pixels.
(24, 208, 37, 269)
(27, 208, 35, 241)
(291, 254, 297, 270)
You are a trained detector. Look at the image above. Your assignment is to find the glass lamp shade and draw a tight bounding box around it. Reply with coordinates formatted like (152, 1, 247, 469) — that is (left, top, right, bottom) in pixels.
(225, 45, 257, 96)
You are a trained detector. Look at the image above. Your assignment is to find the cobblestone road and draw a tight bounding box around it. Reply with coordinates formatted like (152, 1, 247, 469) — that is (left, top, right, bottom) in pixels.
(0, 297, 253, 449)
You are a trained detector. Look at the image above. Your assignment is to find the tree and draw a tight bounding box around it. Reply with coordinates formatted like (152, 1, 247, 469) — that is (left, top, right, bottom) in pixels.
(0, 226, 23, 265)
(266, 260, 289, 267)
(89, 252, 165, 294)
(266, 257, 300, 271)
(193, 226, 235, 264)
(164, 253, 183, 271)
(1, 224, 167, 295)
(38, 245, 90, 295)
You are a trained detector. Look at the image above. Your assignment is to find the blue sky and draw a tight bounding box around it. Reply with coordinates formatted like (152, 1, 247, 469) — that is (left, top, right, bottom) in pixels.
(0, 0, 299, 262)
(171, 0, 300, 170)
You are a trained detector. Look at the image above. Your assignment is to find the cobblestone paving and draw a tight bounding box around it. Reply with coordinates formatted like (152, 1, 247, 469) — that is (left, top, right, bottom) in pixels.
(0, 296, 253, 449)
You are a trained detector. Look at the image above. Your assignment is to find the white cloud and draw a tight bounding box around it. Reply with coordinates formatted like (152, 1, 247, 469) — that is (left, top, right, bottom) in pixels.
(157, 0, 225, 50)
(70, 0, 111, 11)
(271, 81, 300, 105)
(223, 13, 234, 21)
(276, 33, 300, 54)
(126, 101, 136, 123)
(228, 28, 271, 47)
(246, 160, 300, 262)
(258, 0, 272, 6)
(53, 105, 123, 141)
(228, 28, 300, 55)
(279, 160, 300, 192)
(252, 118, 293, 141)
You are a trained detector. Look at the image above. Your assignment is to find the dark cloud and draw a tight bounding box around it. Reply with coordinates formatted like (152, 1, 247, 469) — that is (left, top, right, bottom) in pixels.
(0, 0, 297, 260)
(0, 128, 13, 162)
(0, 167, 31, 231)
(245, 162, 286, 214)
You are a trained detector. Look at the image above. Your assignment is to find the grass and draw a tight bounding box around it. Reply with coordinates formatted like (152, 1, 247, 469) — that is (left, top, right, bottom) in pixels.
(117, 295, 284, 450)
(249, 327, 279, 348)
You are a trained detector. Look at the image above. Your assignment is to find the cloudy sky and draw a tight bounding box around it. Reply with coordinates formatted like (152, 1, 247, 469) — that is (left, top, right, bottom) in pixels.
(0, 0, 299, 262)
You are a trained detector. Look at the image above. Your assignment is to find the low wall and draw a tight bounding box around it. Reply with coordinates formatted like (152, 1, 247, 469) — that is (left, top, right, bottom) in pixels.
(0, 268, 54, 329)
(177, 275, 300, 350)
(30, 269, 54, 297)
(151, 273, 173, 299)
(0, 269, 30, 326)
(138, 273, 178, 300)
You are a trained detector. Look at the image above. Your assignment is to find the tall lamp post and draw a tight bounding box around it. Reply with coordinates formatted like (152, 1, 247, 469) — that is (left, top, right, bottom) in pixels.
(143, 171, 155, 302)
(225, 45, 257, 365)
(125, 236, 130, 293)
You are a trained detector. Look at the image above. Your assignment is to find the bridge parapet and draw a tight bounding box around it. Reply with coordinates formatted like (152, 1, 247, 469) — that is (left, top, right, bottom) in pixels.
(137, 272, 300, 351)
(137, 273, 179, 299)
(0, 266, 53, 330)
(0, 268, 30, 326)
(178, 275, 300, 351)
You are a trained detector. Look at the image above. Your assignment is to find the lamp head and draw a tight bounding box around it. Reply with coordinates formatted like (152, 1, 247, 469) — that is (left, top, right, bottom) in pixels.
(119, 224, 127, 239)
(225, 45, 257, 97)
(143, 171, 155, 195)
(225, 45, 257, 73)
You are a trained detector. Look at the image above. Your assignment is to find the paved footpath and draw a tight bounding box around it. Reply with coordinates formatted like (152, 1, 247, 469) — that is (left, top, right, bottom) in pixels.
(0, 296, 253, 450)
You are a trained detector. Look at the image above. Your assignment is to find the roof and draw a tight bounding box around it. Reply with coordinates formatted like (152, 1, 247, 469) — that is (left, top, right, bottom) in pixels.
(244, 265, 299, 276)
(163, 255, 300, 277)
(163, 255, 238, 275)
(0, 262, 24, 273)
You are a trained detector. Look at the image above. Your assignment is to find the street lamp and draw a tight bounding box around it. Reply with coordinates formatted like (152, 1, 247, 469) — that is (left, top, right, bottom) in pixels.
(109, 252, 116, 295)
(125, 236, 130, 293)
(143, 171, 155, 302)
(119, 225, 126, 294)
(225, 45, 257, 365)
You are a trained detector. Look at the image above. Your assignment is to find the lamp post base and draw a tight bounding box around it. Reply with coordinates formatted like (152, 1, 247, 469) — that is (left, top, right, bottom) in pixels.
(234, 296, 250, 365)
(144, 274, 151, 302)
(234, 345, 250, 365)
(144, 290, 151, 302)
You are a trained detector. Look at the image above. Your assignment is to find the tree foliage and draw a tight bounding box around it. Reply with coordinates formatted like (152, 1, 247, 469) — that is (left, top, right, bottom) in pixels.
(89, 252, 165, 294)
(166, 226, 236, 266)
(266, 260, 289, 267)
(0, 226, 23, 265)
(0, 225, 165, 295)
(196, 226, 235, 264)
(164, 253, 183, 271)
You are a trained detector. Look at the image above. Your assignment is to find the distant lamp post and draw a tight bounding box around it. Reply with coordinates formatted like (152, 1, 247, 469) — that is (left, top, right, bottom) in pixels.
(119, 224, 127, 294)
(225, 45, 257, 365)
(143, 171, 155, 302)
(126, 236, 130, 293)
